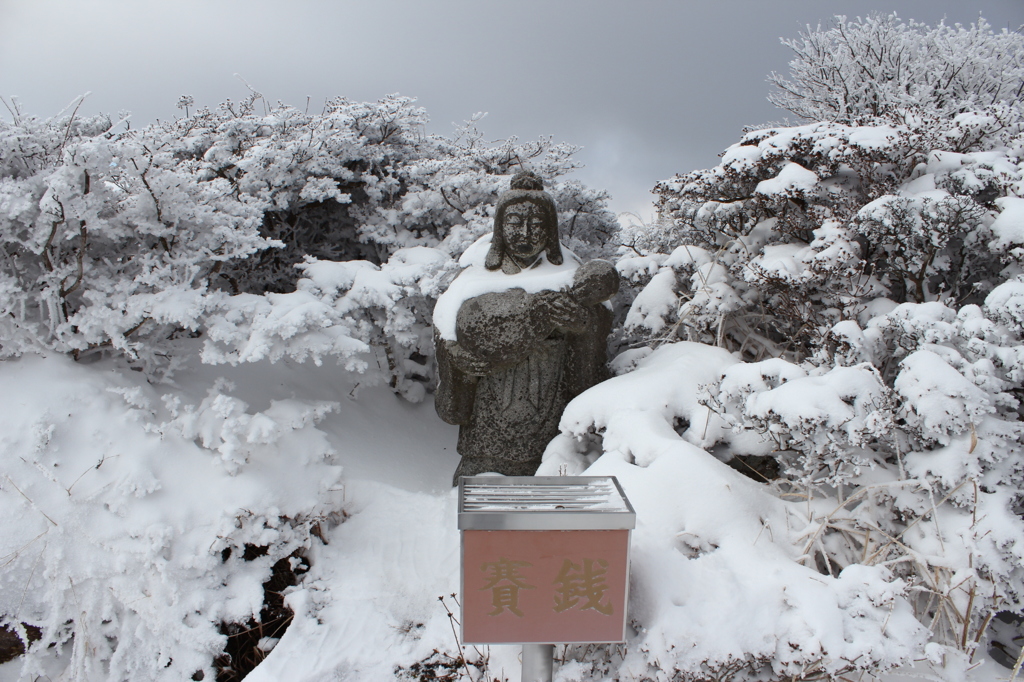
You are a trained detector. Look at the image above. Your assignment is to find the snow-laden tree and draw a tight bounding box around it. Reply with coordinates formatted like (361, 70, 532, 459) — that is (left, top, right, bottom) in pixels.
(768, 14, 1024, 125)
(613, 14, 1024, 678)
(0, 95, 617, 391)
(0, 97, 269, 377)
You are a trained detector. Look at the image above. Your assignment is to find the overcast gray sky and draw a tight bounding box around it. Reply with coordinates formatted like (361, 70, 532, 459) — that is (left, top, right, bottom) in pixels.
(2, 0, 1022, 220)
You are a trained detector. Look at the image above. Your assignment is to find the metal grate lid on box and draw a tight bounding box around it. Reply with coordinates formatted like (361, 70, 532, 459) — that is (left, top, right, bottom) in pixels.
(458, 476, 636, 530)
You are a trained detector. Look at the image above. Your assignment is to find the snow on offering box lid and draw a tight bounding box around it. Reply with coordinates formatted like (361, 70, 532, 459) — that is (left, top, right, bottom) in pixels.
(460, 477, 631, 513)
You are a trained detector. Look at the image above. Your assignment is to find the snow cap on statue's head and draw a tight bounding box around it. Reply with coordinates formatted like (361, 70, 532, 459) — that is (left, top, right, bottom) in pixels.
(485, 170, 563, 271)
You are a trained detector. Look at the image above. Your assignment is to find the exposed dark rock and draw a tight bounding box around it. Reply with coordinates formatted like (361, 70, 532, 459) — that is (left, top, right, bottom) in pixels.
(0, 623, 41, 665)
(214, 550, 309, 682)
(726, 454, 781, 482)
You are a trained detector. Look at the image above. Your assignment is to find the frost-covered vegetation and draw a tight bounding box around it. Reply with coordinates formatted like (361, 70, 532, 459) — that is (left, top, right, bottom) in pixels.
(0, 357, 343, 681)
(2, 11, 1024, 682)
(0, 93, 615, 390)
(0, 94, 615, 680)
(606, 12, 1024, 681)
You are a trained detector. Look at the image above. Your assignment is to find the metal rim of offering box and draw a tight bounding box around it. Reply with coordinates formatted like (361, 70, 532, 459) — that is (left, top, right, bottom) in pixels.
(459, 475, 636, 530)
(458, 476, 636, 646)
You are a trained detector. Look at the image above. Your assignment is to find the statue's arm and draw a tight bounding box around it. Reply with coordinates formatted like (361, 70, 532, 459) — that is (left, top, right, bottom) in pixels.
(433, 329, 541, 424)
(434, 333, 477, 425)
(453, 289, 590, 366)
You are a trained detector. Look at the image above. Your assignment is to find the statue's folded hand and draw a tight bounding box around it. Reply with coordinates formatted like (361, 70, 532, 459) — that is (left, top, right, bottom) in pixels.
(570, 259, 619, 305)
(532, 290, 590, 333)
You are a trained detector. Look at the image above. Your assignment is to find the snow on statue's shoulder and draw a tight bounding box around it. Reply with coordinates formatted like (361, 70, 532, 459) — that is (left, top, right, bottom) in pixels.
(432, 233, 581, 341)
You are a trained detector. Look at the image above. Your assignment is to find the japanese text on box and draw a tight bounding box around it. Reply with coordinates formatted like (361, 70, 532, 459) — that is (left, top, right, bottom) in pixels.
(458, 477, 635, 645)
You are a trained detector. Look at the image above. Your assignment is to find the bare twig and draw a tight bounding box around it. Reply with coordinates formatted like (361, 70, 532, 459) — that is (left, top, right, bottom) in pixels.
(5, 476, 57, 526)
(58, 94, 89, 155)
(439, 594, 476, 681)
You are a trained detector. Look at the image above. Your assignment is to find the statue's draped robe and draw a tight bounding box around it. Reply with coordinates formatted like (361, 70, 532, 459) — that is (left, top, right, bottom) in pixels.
(435, 287, 612, 482)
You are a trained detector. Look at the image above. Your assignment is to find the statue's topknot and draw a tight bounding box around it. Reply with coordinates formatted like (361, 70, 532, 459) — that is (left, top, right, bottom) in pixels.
(509, 170, 544, 191)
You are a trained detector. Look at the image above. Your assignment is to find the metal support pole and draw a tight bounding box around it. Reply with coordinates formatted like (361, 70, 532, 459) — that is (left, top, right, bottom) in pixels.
(521, 644, 554, 682)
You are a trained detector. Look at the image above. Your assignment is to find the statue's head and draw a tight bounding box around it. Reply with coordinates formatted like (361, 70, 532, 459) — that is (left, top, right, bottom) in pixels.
(485, 171, 562, 274)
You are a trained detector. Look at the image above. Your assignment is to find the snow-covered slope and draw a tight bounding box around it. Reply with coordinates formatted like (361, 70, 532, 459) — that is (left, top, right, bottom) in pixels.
(1, 345, 1018, 681)
(0, 350, 459, 682)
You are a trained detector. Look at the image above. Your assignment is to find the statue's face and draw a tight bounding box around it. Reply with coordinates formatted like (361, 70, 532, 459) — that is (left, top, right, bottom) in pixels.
(502, 201, 548, 263)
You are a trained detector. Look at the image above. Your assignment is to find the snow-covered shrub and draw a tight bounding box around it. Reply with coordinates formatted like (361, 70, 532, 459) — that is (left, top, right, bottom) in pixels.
(0, 95, 616, 392)
(202, 246, 462, 401)
(538, 333, 1022, 680)
(642, 118, 1022, 360)
(0, 356, 344, 681)
(539, 343, 928, 681)
(608, 14, 1024, 679)
(200, 100, 613, 294)
(712, 299, 1024, 622)
(0, 97, 269, 377)
(191, 103, 615, 398)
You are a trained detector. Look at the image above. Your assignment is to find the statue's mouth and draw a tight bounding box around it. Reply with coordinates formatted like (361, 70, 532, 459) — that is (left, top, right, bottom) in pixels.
(513, 243, 541, 255)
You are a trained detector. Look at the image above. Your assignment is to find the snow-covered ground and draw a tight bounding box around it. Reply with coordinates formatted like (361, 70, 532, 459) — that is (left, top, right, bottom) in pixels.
(0, 344, 1019, 681)
(0, 349, 468, 681)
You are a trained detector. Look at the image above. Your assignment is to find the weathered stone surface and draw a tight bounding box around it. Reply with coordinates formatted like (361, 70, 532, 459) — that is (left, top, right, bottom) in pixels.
(434, 172, 618, 483)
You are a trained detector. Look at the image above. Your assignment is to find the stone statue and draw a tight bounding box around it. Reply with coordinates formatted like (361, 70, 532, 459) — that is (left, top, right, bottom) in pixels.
(433, 171, 619, 484)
